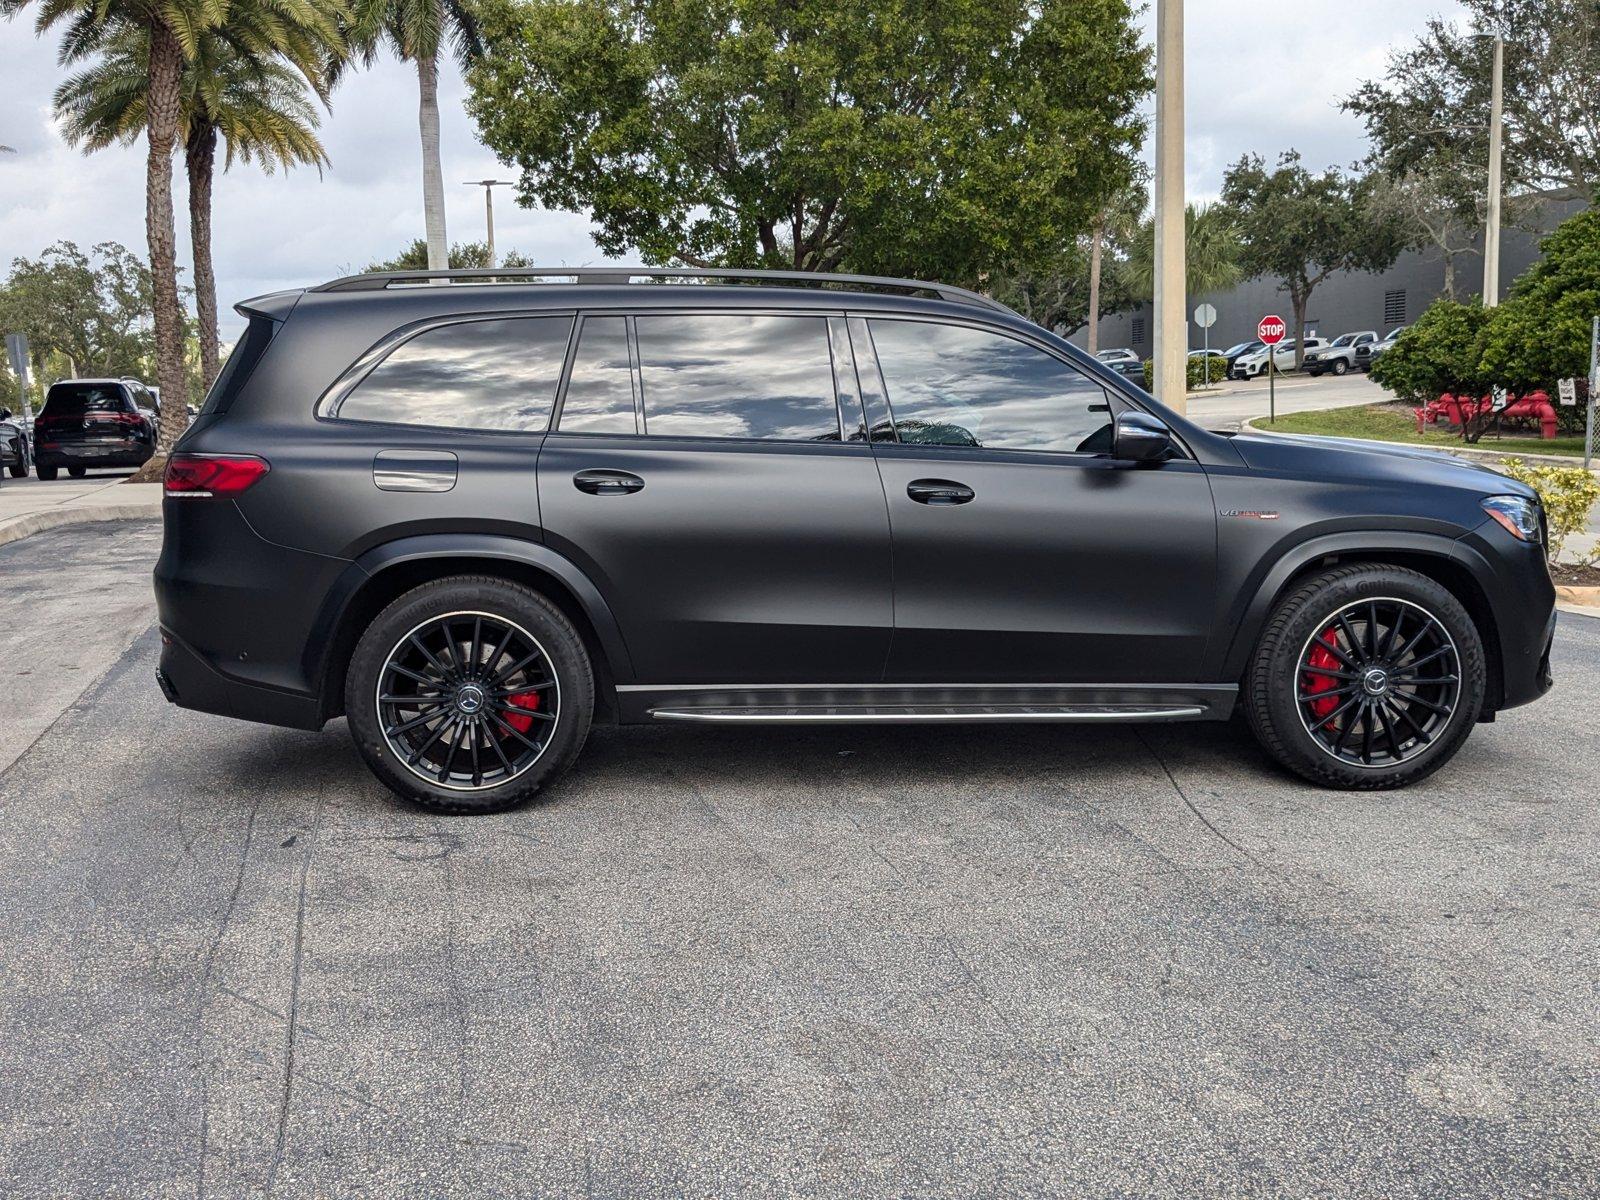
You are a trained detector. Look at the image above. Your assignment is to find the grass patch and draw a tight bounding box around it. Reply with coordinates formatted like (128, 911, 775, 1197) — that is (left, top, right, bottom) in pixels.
(1262, 403, 1591, 457)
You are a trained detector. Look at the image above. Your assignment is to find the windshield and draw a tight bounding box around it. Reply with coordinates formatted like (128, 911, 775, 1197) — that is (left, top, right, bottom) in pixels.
(1095, 349, 1128, 361)
(42, 384, 127, 417)
(1331, 335, 1354, 347)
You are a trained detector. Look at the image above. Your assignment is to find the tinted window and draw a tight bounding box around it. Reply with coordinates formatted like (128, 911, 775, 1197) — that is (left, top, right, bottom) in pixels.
(338, 316, 572, 431)
(43, 383, 128, 416)
(634, 314, 840, 441)
(558, 317, 636, 434)
(869, 320, 1113, 454)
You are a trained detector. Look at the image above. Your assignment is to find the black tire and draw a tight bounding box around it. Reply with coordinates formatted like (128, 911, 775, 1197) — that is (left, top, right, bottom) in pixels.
(7, 446, 25, 478)
(36, 465, 58, 481)
(346, 575, 594, 814)
(1244, 564, 1485, 789)
(1331, 359, 1349, 376)
(68, 466, 87, 478)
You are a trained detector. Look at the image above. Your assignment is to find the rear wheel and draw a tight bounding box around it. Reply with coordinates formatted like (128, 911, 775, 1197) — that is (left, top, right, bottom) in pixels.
(36, 465, 58, 481)
(1244, 565, 1485, 788)
(6, 443, 25, 478)
(346, 576, 594, 814)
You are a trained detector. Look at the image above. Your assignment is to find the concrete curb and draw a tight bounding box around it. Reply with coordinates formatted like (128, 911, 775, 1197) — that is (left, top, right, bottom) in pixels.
(0, 502, 160, 549)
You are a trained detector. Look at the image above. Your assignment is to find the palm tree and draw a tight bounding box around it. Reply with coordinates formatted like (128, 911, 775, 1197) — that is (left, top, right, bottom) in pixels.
(342, 0, 483, 271)
(4, 0, 211, 474)
(1086, 183, 1147, 353)
(55, 19, 335, 385)
(1123, 203, 1245, 301)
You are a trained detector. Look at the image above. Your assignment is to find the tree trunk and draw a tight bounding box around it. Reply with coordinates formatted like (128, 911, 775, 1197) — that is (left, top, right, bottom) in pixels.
(1440, 253, 1457, 302)
(131, 22, 189, 483)
(187, 121, 221, 389)
(1291, 290, 1309, 369)
(417, 53, 449, 273)
(1087, 222, 1104, 355)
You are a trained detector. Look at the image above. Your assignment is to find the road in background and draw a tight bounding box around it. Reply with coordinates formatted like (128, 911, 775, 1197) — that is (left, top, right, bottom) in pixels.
(0, 521, 1596, 1197)
(1187, 371, 1388, 431)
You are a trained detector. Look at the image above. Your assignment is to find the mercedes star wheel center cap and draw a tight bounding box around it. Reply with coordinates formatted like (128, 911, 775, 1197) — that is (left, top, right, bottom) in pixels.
(456, 684, 486, 715)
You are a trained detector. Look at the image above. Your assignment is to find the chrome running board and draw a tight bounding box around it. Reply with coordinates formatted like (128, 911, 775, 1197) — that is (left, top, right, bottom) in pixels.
(650, 704, 1207, 724)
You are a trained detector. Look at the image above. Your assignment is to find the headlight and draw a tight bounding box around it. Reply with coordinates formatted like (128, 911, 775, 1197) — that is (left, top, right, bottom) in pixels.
(1482, 495, 1541, 543)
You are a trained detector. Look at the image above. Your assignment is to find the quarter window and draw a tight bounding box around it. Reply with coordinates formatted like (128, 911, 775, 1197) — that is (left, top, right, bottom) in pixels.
(634, 313, 840, 441)
(337, 316, 572, 431)
(558, 317, 637, 434)
(868, 319, 1114, 454)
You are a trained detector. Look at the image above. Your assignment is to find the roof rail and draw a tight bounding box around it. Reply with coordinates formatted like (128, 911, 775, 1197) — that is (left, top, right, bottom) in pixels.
(310, 265, 1015, 315)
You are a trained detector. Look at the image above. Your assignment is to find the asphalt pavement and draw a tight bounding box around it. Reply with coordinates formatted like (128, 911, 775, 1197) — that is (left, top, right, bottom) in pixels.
(1186, 371, 1388, 431)
(1, 521, 1597, 1198)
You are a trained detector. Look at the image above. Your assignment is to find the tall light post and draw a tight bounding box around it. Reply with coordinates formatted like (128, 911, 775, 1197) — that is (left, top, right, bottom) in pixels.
(464, 179, 517, 268)
(1153, 0, 1187, 414)
(1481, 32, 1505, 307)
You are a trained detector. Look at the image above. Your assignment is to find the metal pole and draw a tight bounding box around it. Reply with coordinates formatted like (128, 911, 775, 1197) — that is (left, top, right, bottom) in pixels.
(485, 188, 496, 269)
(464, 180, 516, 270)
(1483, 34, 1505, 307)
(1152, 0, 1187, 415)
(1585, 315, 1598, 471)
(1269, 351, 1276, 424)
(1203, 320, 1210, 388)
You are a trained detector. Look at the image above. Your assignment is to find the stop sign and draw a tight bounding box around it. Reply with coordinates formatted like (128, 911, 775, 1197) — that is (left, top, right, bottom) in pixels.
(1258, 315, 1287, 345)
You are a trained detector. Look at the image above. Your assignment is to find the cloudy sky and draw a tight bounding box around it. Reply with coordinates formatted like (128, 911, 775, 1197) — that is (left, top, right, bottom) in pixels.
(2, 0, 1468, 339)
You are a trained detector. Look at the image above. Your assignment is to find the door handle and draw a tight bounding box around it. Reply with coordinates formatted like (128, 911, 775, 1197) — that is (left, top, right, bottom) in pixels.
(907, 478, 975, 506)
(573, 468, 645, 496)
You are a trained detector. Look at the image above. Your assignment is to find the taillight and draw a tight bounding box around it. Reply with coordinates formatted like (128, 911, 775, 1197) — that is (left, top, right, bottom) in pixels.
(164, 453, 270, 497)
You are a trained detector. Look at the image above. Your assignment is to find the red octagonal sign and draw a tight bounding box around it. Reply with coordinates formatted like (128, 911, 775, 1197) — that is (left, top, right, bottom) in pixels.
(1258, 315, 1287, 345)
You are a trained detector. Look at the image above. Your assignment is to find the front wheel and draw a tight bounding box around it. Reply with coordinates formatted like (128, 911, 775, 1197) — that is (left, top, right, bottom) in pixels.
(1244, 565, 1485, 789)
(345, 576, 595, 814)
(7, 445, 25, 478)
(1331, 359, 1350, 376)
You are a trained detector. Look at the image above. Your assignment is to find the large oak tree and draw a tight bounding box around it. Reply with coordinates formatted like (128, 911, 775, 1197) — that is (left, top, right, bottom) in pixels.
(464, 0, 1150, 285)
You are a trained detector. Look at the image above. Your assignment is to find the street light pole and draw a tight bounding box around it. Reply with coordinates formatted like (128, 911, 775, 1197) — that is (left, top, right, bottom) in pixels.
(464, 179, 516, 268)
(1152, 0, 1187, 414)
(1482, 33, 1504, 307)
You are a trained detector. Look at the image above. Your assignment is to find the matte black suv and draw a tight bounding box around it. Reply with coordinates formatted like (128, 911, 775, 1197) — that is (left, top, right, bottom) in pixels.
(153, 268, 1556, 814)
(33, 378, 160, 479)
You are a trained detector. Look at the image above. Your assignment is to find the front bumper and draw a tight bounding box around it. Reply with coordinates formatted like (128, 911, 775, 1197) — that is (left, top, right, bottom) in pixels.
(1455, 518, 1558, 712)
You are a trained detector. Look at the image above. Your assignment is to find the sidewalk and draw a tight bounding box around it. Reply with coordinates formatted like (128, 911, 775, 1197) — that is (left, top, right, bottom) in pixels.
(0, 474, 162, 547)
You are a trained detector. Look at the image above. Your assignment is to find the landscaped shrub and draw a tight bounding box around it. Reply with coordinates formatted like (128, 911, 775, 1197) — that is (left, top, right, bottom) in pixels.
(1496, 457, 1600, 564)
(1142, 356, 1217, 392)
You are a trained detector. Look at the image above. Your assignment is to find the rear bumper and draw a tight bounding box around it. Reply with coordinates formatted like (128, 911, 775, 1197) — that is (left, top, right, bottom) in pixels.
(156, 628, 323, 730)
(36, 440, 153, 468)
(154, 496, 350, 730)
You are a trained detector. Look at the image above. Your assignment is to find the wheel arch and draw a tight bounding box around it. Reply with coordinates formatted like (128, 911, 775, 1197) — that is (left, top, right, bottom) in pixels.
(1218, 533, 1505, 711)
(309, 535, 635, 725)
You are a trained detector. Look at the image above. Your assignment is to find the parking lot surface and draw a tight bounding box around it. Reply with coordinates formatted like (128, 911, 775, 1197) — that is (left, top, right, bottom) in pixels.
(0, 523, 1596, 1198)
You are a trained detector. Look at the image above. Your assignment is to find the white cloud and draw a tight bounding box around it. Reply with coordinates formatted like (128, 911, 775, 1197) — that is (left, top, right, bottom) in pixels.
(2, 0, 1470, 339)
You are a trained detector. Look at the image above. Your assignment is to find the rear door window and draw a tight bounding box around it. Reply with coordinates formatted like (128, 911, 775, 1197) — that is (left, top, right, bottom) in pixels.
(557, 316, 637, 434)
(633, 313, 841, 441)
(337, 316, 573, 432)
(867, 319, 1114, 454)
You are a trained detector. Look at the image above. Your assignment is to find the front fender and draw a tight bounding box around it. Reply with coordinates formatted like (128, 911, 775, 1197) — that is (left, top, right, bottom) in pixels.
(1211, 529, 1472, 682)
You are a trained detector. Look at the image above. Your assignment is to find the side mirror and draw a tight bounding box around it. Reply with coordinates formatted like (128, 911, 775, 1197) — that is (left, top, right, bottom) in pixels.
(0, 408, 11, 421)
(1114, 411, 1174, 462)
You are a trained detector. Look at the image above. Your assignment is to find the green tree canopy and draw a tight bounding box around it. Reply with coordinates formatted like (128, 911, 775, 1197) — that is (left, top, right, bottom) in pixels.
(1220, 151, 1405, 365)
(1477, 207, 1600, 394)
(464, 0, 1150, 284)
(1368, 299, 1494, 405)
(364, 239, 532, 270)
(0, 241, 156, 379)
(1343, 0, 1600, 207)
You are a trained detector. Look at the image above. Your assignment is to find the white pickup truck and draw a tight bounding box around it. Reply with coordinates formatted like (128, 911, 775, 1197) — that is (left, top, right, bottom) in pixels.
(1303, 331, 1380, 377)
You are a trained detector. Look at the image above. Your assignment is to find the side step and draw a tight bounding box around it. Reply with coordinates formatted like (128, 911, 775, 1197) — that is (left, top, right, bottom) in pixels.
(650, 703, 1207, 724)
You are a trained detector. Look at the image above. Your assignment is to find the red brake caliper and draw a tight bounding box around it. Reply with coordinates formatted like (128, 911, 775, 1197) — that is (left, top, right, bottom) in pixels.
(503, 689, 542, 735)
(1302, 628, 1342, 728)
